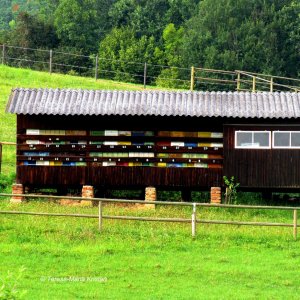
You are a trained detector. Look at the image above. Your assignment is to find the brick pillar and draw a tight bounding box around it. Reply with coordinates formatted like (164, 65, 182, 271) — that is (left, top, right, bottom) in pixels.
(145, 186, 156, 209)
(11, 184, 24, 203)
(81, 185, 94, 206)
(210, 187, 222, 204)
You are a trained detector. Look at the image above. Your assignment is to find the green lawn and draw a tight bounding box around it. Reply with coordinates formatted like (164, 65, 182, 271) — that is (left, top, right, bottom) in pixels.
(0, 200, 300, 299)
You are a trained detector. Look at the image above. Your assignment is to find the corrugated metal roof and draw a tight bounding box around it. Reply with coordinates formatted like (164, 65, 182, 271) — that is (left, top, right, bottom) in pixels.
(6, 88, 300, 119)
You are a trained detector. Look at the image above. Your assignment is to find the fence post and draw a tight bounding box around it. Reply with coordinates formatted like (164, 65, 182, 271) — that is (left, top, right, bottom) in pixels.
(0, 143, 2, 174)
(143, 62, 147, 89)
(95, 55, 99, 81)
(236, 72, 241, 91)
(98, 200, 103, 231)
(270, 77, 274, 92)
(191, 203, 197, 237)
(2, 44, 5, 65)
(252, 76, 256, 92)
(49, 50, 53, 74)
(293, 209, 297, 240)
(190, 66, 195, 91)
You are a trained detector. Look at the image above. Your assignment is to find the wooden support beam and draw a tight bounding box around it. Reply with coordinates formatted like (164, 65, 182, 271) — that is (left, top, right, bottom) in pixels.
(49, 50, 53, 74)
(270, 77, 274, 92)
(190, 66, 195, 91)
(143, 62, 147, 89)
(95, 55, 99, 80)
(252, 76, 256, 92)
(191, 203, 197, 237)
(98, 201, 103, 231)
(237, 72, 241, 91)
(293, 209, 297, 240)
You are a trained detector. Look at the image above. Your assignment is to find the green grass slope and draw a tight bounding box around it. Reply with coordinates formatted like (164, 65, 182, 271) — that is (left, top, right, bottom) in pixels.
(0, 65, 148, 175)
(0, 64, 147, 142)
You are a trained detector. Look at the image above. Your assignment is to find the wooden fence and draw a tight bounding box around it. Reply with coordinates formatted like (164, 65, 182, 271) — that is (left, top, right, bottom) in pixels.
(0, 193, 299, 240)
(191, 67, 300, 92)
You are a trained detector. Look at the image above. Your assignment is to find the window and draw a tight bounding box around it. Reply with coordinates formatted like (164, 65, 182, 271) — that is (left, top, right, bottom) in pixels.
(273, 131, 300, 148)
(235, 131, 271, 149)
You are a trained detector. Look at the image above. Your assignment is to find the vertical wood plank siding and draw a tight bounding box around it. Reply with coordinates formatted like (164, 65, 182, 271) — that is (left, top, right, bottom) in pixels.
(224, 124, 300, 188)
(17, 166, 223, 188)
(16, 115, 224, 189)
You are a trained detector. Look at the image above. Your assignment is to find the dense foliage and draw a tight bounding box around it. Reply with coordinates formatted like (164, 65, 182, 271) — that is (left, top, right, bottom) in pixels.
(0, 0, 299, 87)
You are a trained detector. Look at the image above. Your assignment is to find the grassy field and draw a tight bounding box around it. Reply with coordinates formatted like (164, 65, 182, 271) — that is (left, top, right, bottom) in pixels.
(1, 65, 300, 299)
(0, 199, 300, 299)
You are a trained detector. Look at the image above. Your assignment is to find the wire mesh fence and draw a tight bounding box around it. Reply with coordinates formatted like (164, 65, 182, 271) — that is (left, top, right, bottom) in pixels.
(0, 44, 192, 89)
(2, 45, 50, 72)
(0, 44, 299, 92)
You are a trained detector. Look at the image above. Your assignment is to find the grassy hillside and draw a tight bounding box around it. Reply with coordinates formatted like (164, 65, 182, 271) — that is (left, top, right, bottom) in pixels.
(0, 65, 150, 175)
(0, 65, 149, 142)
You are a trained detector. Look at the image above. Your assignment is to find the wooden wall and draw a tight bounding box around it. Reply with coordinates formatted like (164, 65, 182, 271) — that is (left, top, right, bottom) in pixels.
(223, 124, 300, 189)
(17, 166, 223, 189)
(16, 115, 224, 189)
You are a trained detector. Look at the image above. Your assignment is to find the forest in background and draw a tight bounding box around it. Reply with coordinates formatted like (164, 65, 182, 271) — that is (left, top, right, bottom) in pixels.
(0, 0, 299, 88)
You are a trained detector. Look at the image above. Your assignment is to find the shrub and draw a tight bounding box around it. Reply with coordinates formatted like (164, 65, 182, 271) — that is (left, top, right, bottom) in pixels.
(223, 176, 240, 204)
(0, 173, 15, 192)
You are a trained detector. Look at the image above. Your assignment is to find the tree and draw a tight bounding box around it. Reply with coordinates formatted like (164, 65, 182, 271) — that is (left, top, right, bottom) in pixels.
(8, 12, 58, 49)
(108, 0, 199, 40)
(0, 0, 12, 30)
(161, 23, 184, 66)
(31, 0, 60, 23)
(276, 1, 300, 77)
(165, 0, 200, 26)
(54, 0, 99, 53)
(99, 27, 158, 83)
(181, 0, 299, 78)
(155, 23, 188, 88)
(94, 0, 116, 41)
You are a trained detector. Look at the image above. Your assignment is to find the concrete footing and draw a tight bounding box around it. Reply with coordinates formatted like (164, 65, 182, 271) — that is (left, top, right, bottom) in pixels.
(11, 184, 24, 203)
(210, 187, 222, 204)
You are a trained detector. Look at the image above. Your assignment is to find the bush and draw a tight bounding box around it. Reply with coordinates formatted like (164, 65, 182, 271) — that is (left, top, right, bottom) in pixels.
(0, 173, 15, 192)
(155, 68, 189, 89)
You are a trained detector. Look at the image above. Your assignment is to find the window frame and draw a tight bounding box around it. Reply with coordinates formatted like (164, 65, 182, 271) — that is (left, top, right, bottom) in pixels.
(272, 131, 300, 149)
(235, 130, 271, 149)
